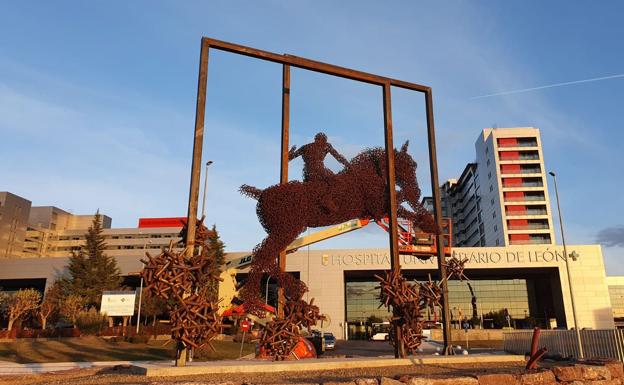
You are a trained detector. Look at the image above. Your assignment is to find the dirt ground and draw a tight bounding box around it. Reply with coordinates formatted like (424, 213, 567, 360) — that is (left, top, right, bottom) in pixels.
(0, 361, 527, 385)
(0, 337, 255, 363)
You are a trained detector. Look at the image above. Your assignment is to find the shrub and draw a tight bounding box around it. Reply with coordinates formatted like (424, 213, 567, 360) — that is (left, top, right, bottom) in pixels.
(129, 334, 150, 344)
(75, 308, 107, 335)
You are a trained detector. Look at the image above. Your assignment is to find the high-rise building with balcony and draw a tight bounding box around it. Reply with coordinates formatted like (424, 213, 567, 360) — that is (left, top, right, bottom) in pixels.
(426, 127, 555, 247)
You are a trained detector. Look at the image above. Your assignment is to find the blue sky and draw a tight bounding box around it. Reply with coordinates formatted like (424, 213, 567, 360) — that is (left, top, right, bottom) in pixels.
(1, 1, 623, 273)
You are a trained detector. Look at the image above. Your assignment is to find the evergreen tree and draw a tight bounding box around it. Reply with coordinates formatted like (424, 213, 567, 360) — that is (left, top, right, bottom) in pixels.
(202, 225, 226, 302)
(60, 211, 121, 308)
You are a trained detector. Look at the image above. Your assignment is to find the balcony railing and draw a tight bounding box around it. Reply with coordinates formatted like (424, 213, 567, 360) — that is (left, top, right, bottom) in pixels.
(501, 169, 541, 175)
(509, 239, 552, 245)
(506, 209, 548, 216)
(504, 195, 546, 202)
(503, 182, 544, 188)
(500, 154, 540, 161)
(498, 141, 538, 148)
(508, 224, 550, 230)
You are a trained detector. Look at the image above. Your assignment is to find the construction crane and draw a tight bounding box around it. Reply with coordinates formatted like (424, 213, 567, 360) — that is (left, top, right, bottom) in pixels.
(218, 217, 451, 316)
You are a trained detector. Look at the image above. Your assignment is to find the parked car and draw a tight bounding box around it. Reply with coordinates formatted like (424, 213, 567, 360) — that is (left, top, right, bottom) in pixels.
(323, 332, 336, 350)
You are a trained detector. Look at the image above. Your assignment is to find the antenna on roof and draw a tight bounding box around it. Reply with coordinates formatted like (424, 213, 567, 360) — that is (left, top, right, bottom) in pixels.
(492, 123, 498, 129)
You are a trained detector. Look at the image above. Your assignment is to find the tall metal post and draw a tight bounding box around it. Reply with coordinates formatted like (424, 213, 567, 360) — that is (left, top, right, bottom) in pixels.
(180, 38, 209, 367)
(549, 171, 584, 359)
(277, 64, 290, 318)
(382, 83, 405, 358)
(424, 90, 453, 355)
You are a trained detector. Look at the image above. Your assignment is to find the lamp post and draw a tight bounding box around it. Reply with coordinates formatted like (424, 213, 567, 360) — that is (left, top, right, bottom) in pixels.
(549, 171, 584, 359)
(265, 275, 271, 305)
(201, 161, 213, 219)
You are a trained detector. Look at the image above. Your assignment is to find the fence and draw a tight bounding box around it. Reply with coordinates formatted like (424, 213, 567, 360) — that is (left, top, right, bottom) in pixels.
(504, 329, 624, 361)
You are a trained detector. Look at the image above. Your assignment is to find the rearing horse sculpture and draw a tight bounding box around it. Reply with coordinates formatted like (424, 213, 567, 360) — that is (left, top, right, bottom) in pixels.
(240, 141, 437, 309)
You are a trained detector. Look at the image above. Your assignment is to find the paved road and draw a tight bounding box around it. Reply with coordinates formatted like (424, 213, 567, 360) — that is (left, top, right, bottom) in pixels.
(327, 339, 444, 357)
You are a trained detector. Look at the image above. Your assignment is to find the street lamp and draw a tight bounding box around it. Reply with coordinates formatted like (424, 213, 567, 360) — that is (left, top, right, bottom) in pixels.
(201, 161, 213, 219)
(265, 275, 271, 305)
(549, 171, 584, 359)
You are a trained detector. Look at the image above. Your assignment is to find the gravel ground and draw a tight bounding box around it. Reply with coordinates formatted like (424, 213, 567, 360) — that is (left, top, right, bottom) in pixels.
(0, 362, 526, 385)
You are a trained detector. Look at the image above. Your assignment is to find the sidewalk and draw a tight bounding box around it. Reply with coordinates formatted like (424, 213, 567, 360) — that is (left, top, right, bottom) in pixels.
(136, 354, 525, 377)
(0, 359, 172, 375)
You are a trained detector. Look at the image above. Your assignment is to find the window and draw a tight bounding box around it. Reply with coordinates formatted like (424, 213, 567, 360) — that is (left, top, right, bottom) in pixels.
(488, 171, 492, 179)
(487, 158, 491, 166)
(485, 146, 489, 154)
(496, 239, 500, 246)
(493, 211, 497, 218)
(491, 198, 494, 205)
(494, 224, 498, 232)
(489, 185, 493, 192)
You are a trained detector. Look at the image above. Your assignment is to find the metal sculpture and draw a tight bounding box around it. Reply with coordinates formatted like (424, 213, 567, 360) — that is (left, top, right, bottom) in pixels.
(258, 297, 325, 360)
(375, 257, 469, 353)
(240, 138, 437, 312)
(141, 219, 222, 352)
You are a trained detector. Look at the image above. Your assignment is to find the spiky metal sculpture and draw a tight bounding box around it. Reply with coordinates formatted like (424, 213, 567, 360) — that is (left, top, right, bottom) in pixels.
(141, 218, 222, 352)
(375, 257, 470, 353)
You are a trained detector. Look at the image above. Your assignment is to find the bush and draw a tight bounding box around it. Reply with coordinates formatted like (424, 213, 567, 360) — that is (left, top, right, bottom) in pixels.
(75, 308, 107, 335)
(0, 328, 80, 339)
(129, 334, 150, 344)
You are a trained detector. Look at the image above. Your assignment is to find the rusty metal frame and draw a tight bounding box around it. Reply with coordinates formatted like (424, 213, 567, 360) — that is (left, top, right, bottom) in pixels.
(185, 36, 451, 358)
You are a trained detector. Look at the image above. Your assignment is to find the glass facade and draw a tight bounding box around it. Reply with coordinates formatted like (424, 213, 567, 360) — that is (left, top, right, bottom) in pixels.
(447, 279, 531, 321)
(345, 281, 391, 323)
(345, 277, 545, 338)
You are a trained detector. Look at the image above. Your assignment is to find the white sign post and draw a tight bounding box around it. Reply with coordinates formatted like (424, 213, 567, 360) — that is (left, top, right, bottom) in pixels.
(100, 291, 136, 317)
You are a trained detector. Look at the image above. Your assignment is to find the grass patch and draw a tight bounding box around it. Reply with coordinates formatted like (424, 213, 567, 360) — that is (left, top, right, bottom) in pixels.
(0, 337, 256, 363)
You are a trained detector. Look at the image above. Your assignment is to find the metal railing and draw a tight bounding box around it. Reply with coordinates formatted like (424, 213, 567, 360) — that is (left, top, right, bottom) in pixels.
(506, 210, 548, 216)
(504, 330, 624, 361)
(503, 182, 544, 188)
(509, 239, 551, 245)
(507, 224, 550, 230)
(498, 142, 538, 148)
(500, 155, 540, 161)
(505, 196, 546, 202)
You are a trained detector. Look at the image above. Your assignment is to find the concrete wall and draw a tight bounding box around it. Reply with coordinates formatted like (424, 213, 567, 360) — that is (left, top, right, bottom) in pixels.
(0, 244, 614, 339)
(282, 244, 614, 338)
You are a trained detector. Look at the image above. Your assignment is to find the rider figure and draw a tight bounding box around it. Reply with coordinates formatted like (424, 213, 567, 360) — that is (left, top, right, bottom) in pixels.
(288, 132, 349, 182)
(289, 132, 350, 213)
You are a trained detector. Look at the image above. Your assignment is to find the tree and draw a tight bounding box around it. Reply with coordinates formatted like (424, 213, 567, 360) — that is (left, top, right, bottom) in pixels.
(138, 289, 167, 326)
(60, 294, 84, 327)
(202, 225, 226, 302)
(483, 309, 511, 329)
(2, 289, 41, 331)
(60, 212, 122, 308)
(38, 282, 62, 329)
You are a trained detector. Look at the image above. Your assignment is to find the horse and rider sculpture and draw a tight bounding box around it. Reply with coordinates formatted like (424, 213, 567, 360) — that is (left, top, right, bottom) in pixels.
(240, 132, 437, 310)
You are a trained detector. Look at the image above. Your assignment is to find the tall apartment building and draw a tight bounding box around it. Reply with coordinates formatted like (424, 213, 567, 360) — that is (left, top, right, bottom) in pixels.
(427, 127, 555, 247)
